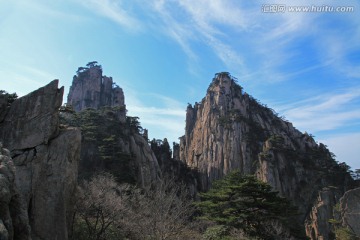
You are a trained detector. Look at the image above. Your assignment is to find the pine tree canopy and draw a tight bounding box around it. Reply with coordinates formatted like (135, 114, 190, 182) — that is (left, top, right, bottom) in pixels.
(196, 171, 301, 239)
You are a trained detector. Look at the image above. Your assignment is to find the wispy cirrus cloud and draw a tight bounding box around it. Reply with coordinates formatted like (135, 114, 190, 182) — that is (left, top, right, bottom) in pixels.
(275, 88, 360, 132)
(76, 0, 360, 145)
(77, 0, 359, 84)
(79, 0, 143, 31)
(124, 90, 186, 142)
(151, 0, 249, 73)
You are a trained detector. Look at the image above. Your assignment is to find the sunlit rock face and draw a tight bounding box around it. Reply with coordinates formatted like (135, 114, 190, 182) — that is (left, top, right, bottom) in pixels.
(179, 72, 354, 239)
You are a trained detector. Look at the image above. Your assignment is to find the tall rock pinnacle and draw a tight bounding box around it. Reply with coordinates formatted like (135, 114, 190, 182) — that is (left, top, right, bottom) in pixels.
(67, 62, 126, 121)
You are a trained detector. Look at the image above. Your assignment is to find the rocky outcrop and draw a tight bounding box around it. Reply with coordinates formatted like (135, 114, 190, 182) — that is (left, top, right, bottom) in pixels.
(0, 81, 63, 150)
(67, 62, 126, 122)
(337, 187, 360, 236)
(0, 80, 81, 240)
(0, 144, 31, 240)
(179, 72, 353, 238)
(64, 63, 160, 186)
(12, 128, 81, 240)
(60, 107, 160, 187)
(129, 134, 161, 187)
(150, 139, 199, 197)
(304, 188, 341, 240)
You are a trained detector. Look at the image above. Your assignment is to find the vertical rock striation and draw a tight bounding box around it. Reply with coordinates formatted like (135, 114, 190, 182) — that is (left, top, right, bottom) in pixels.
(64, 63, 160, 186)
(179, 72, 353, 238)
(0, 80, 81, 240)
(67, 63, 126, 122)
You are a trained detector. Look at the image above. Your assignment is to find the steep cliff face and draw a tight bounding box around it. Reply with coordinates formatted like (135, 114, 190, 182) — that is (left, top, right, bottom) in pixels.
(61, 107, 161, 187)
(304, 188, 341, 239)
(180, 73, 316, 188)
(179, 72, 353, 238)
(150, 139, 199, 196)
(67, 63, 126, 122)
(0, 80, 81, 240)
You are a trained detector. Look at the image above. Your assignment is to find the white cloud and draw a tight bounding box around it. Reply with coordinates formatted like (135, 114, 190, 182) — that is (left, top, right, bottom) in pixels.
(149, 0, 198, 61)
(148, 0, 249, 73)
(124, 89, 186, 143)
(127, 104, 185, 144)
(73, 0, 360, 145)
(276, 89, 360, 132)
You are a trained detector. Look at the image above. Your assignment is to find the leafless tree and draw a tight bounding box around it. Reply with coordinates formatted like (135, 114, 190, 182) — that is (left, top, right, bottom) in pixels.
(124, 177, 196, 240)
(71, 173, 129, 240)
(71, 174, 198, 240)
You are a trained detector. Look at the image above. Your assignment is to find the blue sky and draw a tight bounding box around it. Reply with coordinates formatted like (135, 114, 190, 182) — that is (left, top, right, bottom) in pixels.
(1, 0, 359, 170)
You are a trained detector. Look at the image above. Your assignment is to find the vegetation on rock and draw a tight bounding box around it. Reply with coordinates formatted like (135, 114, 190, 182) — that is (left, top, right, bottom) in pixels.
(60, 107, 138, 183)
(0, 90, 18, 106)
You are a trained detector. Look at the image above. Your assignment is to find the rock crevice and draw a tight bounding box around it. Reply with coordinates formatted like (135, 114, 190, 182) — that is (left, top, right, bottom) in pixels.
(0, 80, 81, 240)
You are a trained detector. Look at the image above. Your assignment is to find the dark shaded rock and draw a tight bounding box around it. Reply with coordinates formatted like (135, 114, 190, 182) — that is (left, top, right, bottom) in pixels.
(60, 107, 160, 187)
(0, 80, 63, 150)
(338, 187, 360, 236)
(0, 80, 81, 240)
(0, 144, 31, 240)
(304, 188, 341, 240)
(67, 64, 126, 122)
(13, 128, 81, 240)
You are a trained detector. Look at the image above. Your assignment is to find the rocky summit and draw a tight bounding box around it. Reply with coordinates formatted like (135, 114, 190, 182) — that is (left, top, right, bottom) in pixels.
(67, 61, 126, 122)
(178, 72, 356, 239)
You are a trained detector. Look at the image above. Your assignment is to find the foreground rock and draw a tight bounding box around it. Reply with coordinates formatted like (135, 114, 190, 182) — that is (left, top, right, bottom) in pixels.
(0, 144, 31, 240)
(0, 80, 81, 240)
(0, 81, 63, 150)
(338, 187, 360, 236)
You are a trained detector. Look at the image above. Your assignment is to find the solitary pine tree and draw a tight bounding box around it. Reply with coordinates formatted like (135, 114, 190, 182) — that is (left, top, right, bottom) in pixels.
(197, 171, 303, 239)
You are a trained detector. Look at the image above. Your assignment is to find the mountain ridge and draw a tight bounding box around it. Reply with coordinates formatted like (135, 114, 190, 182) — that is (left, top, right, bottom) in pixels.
(0, 65, 358, 239)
